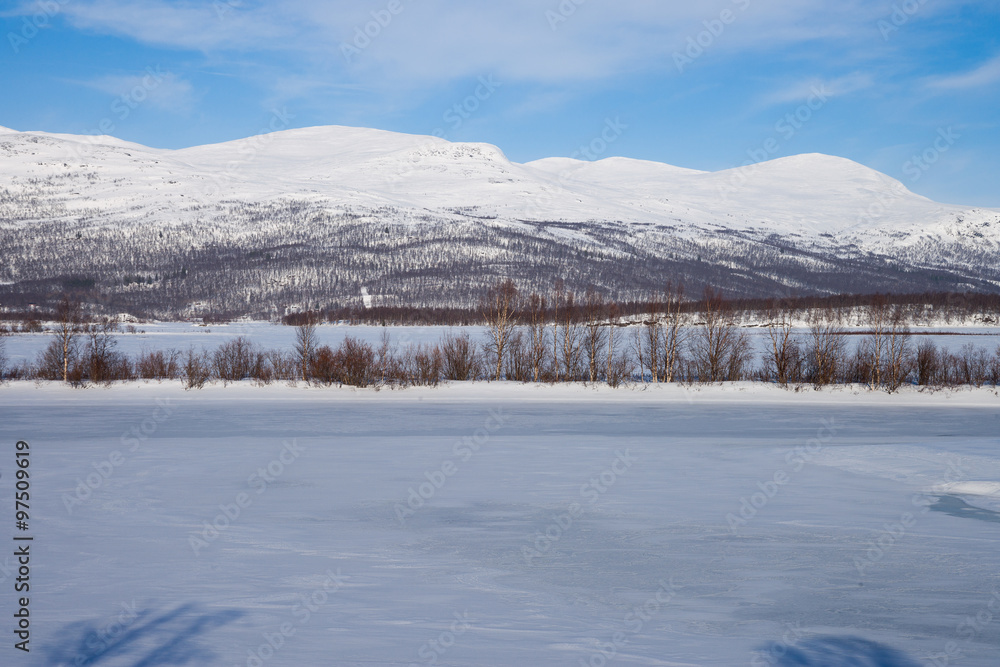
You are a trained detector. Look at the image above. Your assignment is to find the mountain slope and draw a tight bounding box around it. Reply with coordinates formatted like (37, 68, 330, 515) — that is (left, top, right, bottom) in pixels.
(1, 124, 998, 315)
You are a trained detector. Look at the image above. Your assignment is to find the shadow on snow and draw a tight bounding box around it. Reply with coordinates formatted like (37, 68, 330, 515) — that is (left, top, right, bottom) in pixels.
(42, 603, 243, 666)
(759, 635, 921, 666)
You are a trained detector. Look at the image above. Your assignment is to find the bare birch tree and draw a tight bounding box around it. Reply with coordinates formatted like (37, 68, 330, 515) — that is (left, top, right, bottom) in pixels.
(481, 279, 520, 381)
(54, 296, 83, 383)
(294, 311, 319, 383)
(763, 299, 800, 385)
(583, 288, 607, 383)
(526, 292, 548, 382)
(661, 282, 686, 383)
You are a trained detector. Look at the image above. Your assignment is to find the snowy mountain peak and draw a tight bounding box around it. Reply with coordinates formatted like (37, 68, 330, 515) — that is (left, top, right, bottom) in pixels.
(1, 122, 996, 250)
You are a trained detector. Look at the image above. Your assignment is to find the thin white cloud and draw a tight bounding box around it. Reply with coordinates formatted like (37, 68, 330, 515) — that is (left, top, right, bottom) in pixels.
(926, 54, 1000, 91)
(756, 72, 875, 109)
(80, 71, 197, 114)
(37, 0, 884, 87)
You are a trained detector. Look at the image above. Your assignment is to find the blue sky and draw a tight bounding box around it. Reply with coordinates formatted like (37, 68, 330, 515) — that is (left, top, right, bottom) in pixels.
(2, 0, 999, 206)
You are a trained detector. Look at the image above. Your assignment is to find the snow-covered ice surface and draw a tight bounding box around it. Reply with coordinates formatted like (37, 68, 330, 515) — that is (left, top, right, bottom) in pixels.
(1, 382, 999, 666)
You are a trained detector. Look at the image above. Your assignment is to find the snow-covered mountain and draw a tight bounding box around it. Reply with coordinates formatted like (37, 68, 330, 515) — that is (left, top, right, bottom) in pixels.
(1, 124, 998, 315)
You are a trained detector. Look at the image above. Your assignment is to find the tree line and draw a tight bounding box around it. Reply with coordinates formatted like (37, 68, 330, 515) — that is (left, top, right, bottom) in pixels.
(3, 289, 999, 393)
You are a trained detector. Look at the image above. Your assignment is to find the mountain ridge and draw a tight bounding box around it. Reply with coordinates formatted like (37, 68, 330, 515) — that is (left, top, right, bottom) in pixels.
(1, 123, 999, 314)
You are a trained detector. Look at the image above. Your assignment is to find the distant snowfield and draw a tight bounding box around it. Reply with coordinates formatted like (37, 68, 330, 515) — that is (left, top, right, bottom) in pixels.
(1, 383, 998, 666)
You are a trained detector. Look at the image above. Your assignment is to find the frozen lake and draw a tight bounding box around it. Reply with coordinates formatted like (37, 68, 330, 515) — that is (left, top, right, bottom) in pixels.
(1, 383, 999, 666)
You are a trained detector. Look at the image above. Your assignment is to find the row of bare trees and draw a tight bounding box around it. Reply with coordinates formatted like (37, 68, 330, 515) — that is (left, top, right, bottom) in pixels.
(5, 289, 1000, 391)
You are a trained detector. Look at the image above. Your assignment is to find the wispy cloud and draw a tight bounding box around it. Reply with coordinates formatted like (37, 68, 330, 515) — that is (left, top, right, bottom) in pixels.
(35, 0, 885, 88)
(79, 71, 197, 114)
(926, 54, 1000, 91)
(755, 72, 875, 109)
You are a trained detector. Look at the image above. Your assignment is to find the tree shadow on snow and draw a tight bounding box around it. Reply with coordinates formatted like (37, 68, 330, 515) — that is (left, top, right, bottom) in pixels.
(759, 635, 921, 667)
(43, 603, 243, 666)
(931, 494, 1000, 524)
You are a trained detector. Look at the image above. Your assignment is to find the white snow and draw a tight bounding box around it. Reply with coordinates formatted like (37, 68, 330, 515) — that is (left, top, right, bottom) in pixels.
(1, 382, 998, 665)
(2, 124, 997, 256)
(935, 481, 1000, 497)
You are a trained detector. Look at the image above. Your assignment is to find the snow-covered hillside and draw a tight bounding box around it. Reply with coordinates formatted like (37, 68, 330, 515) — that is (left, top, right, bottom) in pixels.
(3, 124, 997, 244)
(2, 124, 999, 314)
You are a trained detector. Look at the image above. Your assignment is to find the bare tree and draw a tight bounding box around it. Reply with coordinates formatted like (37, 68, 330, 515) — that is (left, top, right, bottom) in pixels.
(481, 279, 520, 381)
(915, 340, 940, 386)
(559, 290, 582, 380)
(863, 295, 889, 389)
(183, 347, 212, 390)
(525, 292, 548, 382)
(551, 280, 564, 381)
(213, 336, 263, 385)
(691, 287, 750, 382)
(84, 317, 123, 384)
(883, 305, 912, 392)
(807, 308, 846, 387)
(632, 294, 662, 384)
(441, 331, 480, 381)
(583, 288, 607, 383)
(763, 299, 800, 385)
(661, 282, 686, 383)
(53, 296, 83, 383)
(605, 301, 632, 387)
(294, 311, 320, 382)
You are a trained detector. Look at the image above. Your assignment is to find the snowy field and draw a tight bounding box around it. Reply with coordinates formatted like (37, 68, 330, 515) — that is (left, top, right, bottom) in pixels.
(1, 382, 999, 666)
